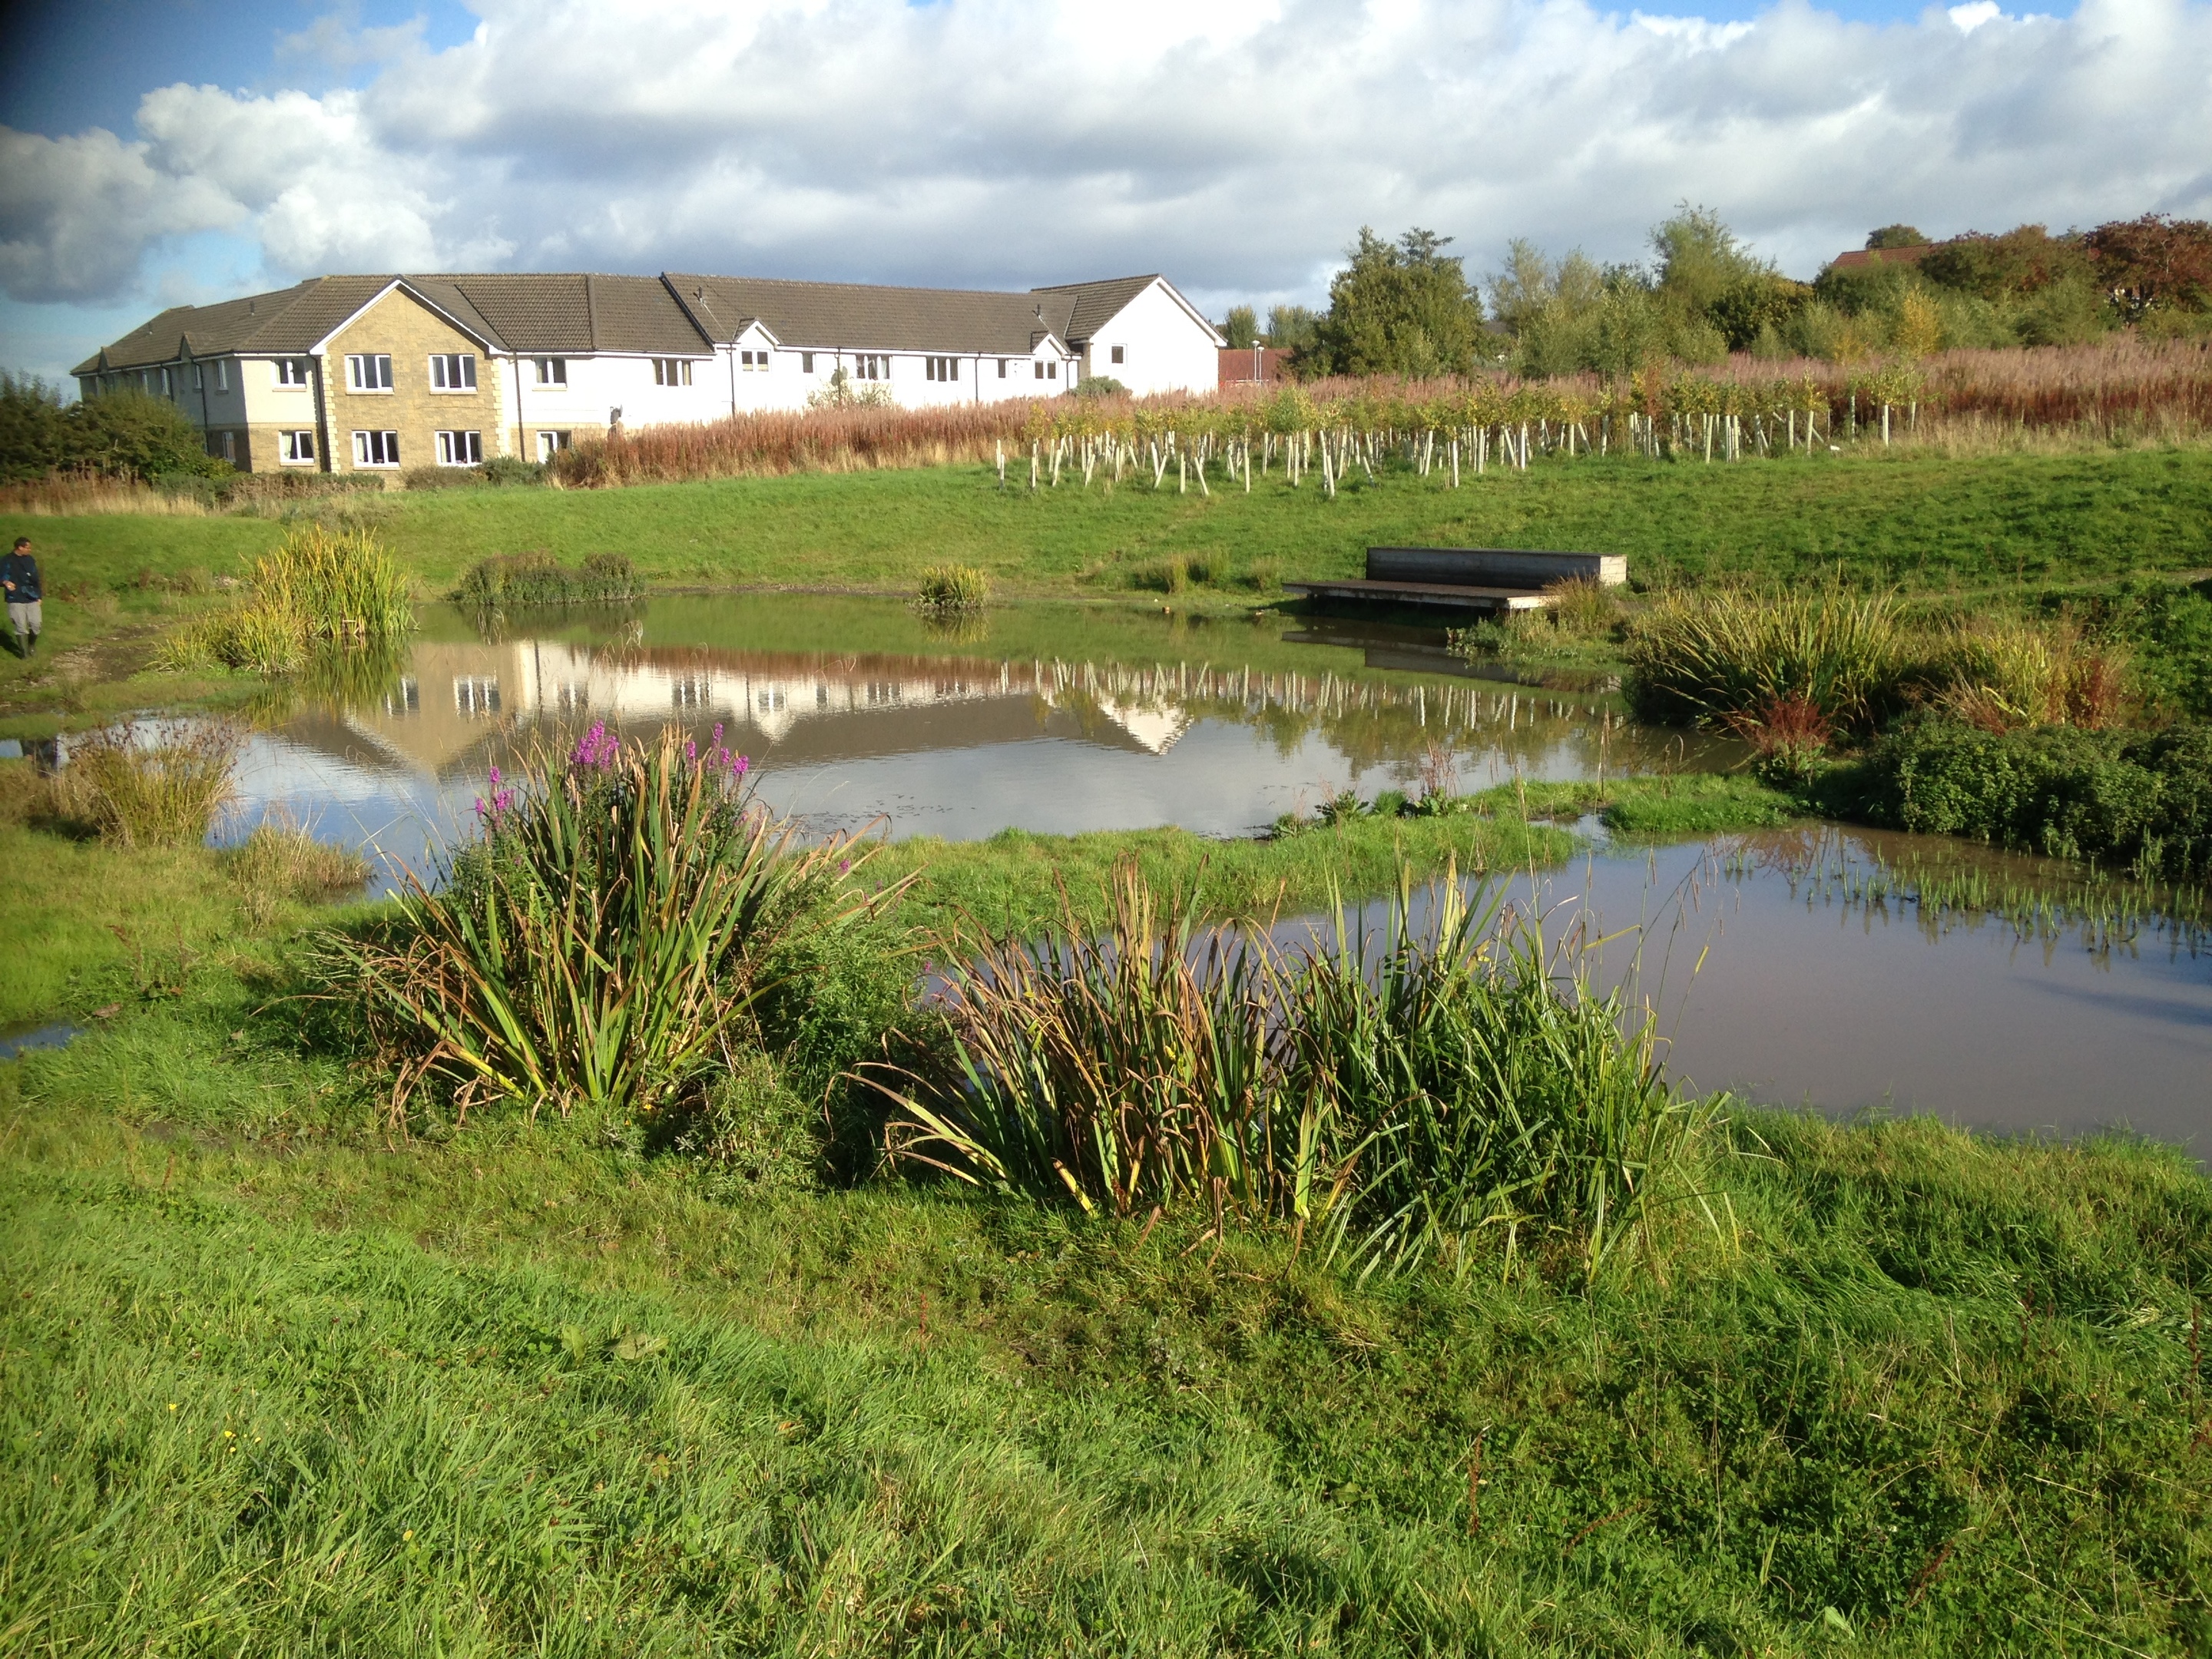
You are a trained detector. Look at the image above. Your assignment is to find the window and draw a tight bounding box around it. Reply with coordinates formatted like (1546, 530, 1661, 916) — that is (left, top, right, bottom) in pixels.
(853, 354, 888, 380)
(535, 430, 572, 462)
(346, 354, 393, 392)
(455, 676, 501, 717)
(1035, 359, 1056, 379)
(160, 368, 175, 398)
(653, 358, 694, 386)
(352, 429, 400, 467)
(274, 358, 311, 389)
(533, 358, 567, 386)
(997, 359, 1008, 379)
(384, 677, 419, 717)
(428, 353, 477, 391)
(219, 432, 236, 462)
(1111, 345, 1125, 365)
(800, 352, 815, 374)
(925, 356, 959, 382)
(215, 360, 229, 393)
(435, 430, 483, 465)
(740, 349, 772, 372)
(279, 430, 316, 465)
(193, 363, 204, 392)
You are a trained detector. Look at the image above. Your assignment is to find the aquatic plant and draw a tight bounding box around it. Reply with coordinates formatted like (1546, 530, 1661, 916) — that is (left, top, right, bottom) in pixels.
(224, 814, 373, 926)
(336, 724, 887, 1122)
(51, 720, 240, 847)
(912, 563, 989, 613)
(872, 859, 1700, 1279)
(1624, 585, 1916, 734)
(163, 524, 413, 674)
(455, 549, 640, 611)
(1939, 614, 2132, 731)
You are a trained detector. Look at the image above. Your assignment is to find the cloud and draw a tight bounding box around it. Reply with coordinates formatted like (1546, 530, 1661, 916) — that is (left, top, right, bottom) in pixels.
(6, 0, 2212, 323)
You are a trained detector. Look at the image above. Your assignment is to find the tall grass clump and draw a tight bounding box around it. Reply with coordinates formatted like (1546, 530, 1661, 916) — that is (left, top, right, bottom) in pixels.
(224, 815, 372, 925)
(333, 724, 886, 1123)
(455, 549, 640, 611)
(51, 721, 240, 846)
(1940, 614, 2132, 731)
(164, 524, 412, 674)
(874, 861, 1699, 1279)
(912, 563, 989, 614)
(1624, 585, 1916, 738)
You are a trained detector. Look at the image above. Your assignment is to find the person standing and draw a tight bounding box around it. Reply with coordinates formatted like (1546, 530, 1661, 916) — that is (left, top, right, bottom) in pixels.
(1, 537, 39, 657)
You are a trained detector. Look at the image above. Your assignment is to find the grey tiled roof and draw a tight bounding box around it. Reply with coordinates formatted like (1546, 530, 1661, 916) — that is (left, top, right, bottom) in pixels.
(76, 268, 1192, 376)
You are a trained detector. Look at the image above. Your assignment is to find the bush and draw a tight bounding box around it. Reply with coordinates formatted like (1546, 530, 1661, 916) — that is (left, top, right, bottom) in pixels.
(164, 525, 413, 674)
(912, 564, 988, 612)
(1071, 376, 1128, 398)
(1863, 716, 2212, 873)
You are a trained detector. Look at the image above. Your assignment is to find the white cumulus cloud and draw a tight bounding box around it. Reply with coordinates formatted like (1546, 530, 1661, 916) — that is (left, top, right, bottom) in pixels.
(5, 0, 2212, 323)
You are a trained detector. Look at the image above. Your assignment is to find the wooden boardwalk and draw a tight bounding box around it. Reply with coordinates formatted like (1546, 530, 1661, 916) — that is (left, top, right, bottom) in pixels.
(1284, 546, 1627, 614)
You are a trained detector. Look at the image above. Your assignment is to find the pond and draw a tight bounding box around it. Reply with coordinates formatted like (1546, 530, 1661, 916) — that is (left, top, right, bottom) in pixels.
(41, 593, 2212, 1147)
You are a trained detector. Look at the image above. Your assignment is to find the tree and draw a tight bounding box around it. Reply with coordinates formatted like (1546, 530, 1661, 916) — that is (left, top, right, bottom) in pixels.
(1307, 227, 1484, 377)
(2086, 214, 2212, 316)
(0, 373, 71, 482)
(1220, 306, 1260, 349)
(1866, 224, 1928, 250)
(1651, 205, 1773, 318)
(1265, 304, 1319, 353)
(1919, 226, 2091, 301)
(69, 389, 224, 479)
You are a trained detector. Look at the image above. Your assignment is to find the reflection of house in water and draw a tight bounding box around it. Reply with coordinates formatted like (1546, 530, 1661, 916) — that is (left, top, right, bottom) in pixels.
(334, 639, 1197, 779)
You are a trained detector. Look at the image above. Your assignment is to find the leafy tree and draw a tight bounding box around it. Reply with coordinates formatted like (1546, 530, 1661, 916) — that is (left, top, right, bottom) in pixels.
(1308, 227, 1484, 377)
(1265, 304, 1320, 353)
(0, 373, 71, 482)
(1220, 306, 1260, 349)
(2086, 214, 2212, 316)
(69, 389, 225, 480)
(1651, 204, 1773, 318)
(1866, 224, 1928, 250)
(1709, 275, 1814, 352)
(1919, 226, 2092, 301)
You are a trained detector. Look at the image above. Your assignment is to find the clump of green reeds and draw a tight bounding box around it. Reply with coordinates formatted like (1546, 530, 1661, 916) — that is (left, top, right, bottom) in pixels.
(163, 524, 413, 674)
(224, 815, 371, 926)
(1542, 575, 1624, 641)
(455, 550, 640, 611)
(1624, 585, 1916, 735)
(1940, 614, 2131, 731)
(873, 860, 1700, 1280)
(332, 724, 890, 1124)
(913, 564, 989, 613)
(51, 721, 240, 846)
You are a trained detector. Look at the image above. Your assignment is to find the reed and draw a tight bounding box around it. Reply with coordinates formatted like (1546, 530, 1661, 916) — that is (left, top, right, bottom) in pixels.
(1624, 586, 1917, 735)
(333, 724, 889, 1123)
(165, 523, 413, 674)
(224, 816, 373, 925)
(51, 720, 240, 846)
(873, 859, 1698, 1278)
(454, 549, 641, 611)
(912, 564, 989, 613)
(1940, 614, 2132, 731)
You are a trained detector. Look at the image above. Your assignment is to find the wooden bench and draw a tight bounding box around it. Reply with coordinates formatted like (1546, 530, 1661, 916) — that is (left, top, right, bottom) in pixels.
(1283, 547, 1625, 613)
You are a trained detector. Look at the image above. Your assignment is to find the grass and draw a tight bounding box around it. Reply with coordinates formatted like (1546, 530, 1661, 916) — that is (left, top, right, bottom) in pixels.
(163, 524, 414, 674)
(455, 550, 642, 611)
(45, 720, 241, 846)
(912, 563, 989, 612)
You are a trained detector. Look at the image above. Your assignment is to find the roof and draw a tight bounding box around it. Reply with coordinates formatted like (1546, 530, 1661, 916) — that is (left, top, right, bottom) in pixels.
(1827, 245, 1932, 270)
(666, 273, 1078, 355)
(76, 268, 1214, 375)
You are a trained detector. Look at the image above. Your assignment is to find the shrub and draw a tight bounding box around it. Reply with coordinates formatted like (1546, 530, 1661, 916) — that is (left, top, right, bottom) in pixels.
(1863, 717, 2212, 873)
(333, 724, 892, 1123)
(912, 564, 989, 613)
(870, 861, 1700, 1279)
(1624, 586, 1917, 734)
(454, 550, 639, 610)
(52, 721, 240, 846)
(1072, 376, 1128, 397)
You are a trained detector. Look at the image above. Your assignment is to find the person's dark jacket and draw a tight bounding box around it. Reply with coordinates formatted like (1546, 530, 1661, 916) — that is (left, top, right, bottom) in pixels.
(0, 553, 40, 604)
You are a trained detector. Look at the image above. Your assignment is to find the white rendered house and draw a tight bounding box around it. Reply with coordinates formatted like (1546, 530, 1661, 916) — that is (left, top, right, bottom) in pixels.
(75, 270, 1224, 472)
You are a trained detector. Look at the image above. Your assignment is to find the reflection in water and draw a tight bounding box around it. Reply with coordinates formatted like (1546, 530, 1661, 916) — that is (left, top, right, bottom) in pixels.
(224, 598, 1731, 884)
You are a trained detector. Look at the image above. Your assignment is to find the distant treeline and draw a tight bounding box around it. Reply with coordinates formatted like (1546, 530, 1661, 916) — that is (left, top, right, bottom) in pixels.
(0, 373, 226, 484)
(1220, 210, 2212, 378)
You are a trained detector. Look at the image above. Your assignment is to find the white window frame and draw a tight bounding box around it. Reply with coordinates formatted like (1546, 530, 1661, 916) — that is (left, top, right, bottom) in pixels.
(536, 429, 572, 462)
(653, 358, 694, 387)
(435, 430, 483, 466)
(279, 429, 316, 465)
(740, 349, 771, 373)
(218, 431, 236, 462)
(533, 358, 567, 386)
(192, 363, 204, 392)
(215, 360, 229, 394)
(428, 353, 478, 392)
(352, 429, 401, 468)
(854, 354, 888, 381)
(925, 356, 959, 382)
(273, 358, 312, 389)
(346, 354, 394, 393)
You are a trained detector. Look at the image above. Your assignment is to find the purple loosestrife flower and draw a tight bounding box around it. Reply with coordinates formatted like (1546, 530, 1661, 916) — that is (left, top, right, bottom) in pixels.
(571, 720, 618, 772)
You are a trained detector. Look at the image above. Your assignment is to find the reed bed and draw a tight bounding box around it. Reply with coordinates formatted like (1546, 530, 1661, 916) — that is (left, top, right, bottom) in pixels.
(333, 725, 889, 1123)
(913, 564, 989, 613)
(873, 861, 1697, 1280)
(51, 720, 240, 846)
(1624, 588, 1919, 737)
(454, 550, 641, 611)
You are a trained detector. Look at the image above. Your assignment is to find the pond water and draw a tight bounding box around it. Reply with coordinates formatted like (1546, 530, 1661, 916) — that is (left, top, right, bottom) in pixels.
(35, 593, 2212, 1147)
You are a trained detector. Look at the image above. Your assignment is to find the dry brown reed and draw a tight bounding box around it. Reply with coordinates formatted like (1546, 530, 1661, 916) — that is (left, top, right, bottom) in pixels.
(0, 476, 212, 516)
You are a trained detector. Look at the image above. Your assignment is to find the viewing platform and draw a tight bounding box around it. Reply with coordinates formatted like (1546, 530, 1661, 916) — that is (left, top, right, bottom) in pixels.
(1285, 546, 1626, 613)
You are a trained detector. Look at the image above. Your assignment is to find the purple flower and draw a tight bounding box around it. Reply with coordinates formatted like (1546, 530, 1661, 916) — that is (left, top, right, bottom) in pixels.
(733, 754, 750, 777)
(839, 858, 852, 874)
(713, 722, 725, 743)
(570, 720, 619, 772)
(685, 738, 697, 763)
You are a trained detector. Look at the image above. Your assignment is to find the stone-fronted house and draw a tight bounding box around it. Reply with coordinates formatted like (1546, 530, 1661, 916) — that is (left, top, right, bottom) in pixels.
(72, 270, 1223, 474)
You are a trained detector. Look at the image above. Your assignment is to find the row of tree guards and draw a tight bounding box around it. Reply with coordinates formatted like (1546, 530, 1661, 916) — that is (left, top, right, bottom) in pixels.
(994, 366, 1931, 496)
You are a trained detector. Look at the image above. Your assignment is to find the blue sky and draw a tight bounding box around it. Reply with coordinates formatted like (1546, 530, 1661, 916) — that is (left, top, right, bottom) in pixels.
(4, 0, 2203, 386)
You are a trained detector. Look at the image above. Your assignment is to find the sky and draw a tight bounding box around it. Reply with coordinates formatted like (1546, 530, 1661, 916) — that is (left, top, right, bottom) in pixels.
(3, 0, 2210, 385)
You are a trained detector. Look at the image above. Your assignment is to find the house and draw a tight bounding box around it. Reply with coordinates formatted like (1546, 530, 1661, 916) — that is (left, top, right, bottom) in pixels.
(71, 270, 1224, 474)
(1825, 245, 1932, 270)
